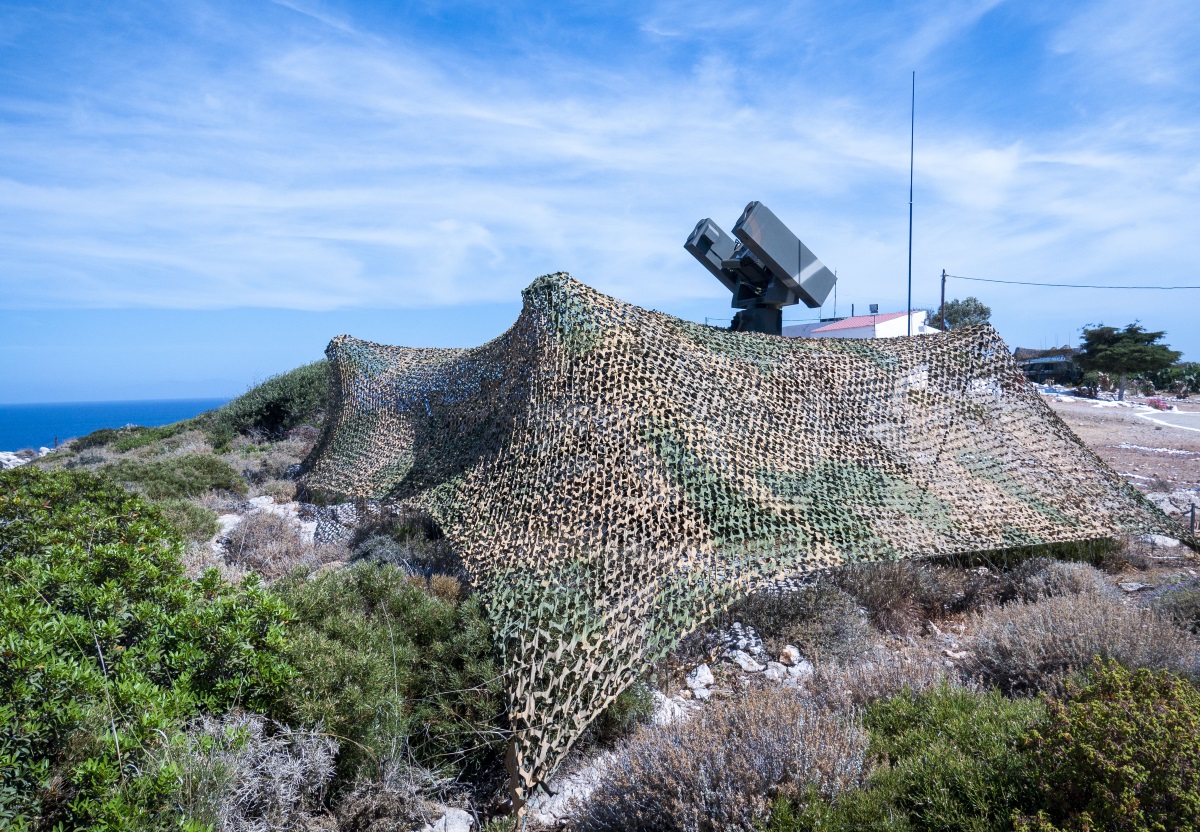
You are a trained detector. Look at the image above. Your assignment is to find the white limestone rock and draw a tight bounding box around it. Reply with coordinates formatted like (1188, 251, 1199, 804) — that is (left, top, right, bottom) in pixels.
(420, 807, 473, 832)
(763, 662, 787, 682)
(786, 659, 815, 680)
(686, 663, 714, 689)
(727, 650, 765, 673)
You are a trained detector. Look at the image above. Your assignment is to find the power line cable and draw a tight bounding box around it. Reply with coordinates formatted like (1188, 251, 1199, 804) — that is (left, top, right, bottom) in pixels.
(946, 274, 1200, 290)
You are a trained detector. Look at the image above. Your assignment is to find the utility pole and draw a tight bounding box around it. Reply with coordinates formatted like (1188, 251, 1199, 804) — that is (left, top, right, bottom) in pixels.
(940, 269, 947, 332)
(907, 71, 915, 336)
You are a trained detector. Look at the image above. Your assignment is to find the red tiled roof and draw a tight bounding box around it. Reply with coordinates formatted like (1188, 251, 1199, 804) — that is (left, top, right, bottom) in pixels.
(811, 311, 910, 333)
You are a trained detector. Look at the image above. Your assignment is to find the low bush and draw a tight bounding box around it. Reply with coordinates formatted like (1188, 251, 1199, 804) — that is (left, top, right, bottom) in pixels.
(0, 468, 293, 830)
(350, 510, 464, 580)
(725, 582, 871, 658)
(768, 684, 1042, 832)
(72, 426, 122, 450)
(829, 560, 954, 634)
(273, 563, 506, 789)
(583, 678, 656, 748)
(1152, 576, 1200, 634)
(157, 712, 336, 832)
(207, 361, 330, 448)
(154, 497, 220, 542)
(806, 651, 949, 712)
(576, 687, 864, 832)
(1005, 558, 1113, 603)
(966, 593, 1198, 695)
(222, 511, 345, 581)
(104, 453, 247, 500)
(1016, 661, 1200, 832)
(71, 421, 201, 453)
(258, 478, 298, 503)
(334, 755, 459, 832)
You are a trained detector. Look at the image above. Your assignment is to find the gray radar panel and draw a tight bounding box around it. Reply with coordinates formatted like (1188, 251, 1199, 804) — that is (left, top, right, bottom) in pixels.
(684, 201, 837, 335)
(733, 202, 836, 309)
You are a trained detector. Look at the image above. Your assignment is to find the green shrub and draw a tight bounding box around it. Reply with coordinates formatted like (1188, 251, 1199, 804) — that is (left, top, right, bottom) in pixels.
(70, 421, 201, 454)
(273, 563, 506, 788)
(586, 678, 655, 747)
(72, 426, 122, 451)
(207, 361, 330, 448)
(0, 467, 293, 830)
(104, 453, 247, 500)
(1016, 661, 1200, 832)
(153, 497, 220, 542)
(109, 421, 199, 452)
(768, 685, 1041, 832)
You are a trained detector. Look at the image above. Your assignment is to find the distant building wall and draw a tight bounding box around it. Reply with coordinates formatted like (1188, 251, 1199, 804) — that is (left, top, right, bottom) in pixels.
(784, 310, 939, 340)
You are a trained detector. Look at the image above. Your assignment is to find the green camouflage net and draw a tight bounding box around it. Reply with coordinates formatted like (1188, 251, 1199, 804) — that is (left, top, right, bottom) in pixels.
(304, 272, 1190, 810)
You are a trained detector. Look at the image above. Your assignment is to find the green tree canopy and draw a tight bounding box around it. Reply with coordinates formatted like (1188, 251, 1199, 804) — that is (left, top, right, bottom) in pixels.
(935, 296, 991, 330)
(1076, 323, 1181, 400)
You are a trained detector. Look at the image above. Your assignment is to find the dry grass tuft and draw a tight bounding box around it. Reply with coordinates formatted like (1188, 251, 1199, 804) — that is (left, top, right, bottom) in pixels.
(966, 593, 1199, 695)
(258, 478, 298, 503)
(223, 511, 347, 580)
(805, 649, 952, 712)
(334, 755, 459, 832)
(1007, 558, 1114, 603)
(161, 712, 336, 832)
(574, 686, 864, 832)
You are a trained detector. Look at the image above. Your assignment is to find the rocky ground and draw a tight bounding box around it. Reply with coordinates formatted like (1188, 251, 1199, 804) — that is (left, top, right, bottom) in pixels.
(7, 385, 1200, 831)
(1048, 392, 1200, 527)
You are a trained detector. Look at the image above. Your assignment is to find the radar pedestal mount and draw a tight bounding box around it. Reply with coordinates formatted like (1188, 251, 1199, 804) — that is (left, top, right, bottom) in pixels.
(685, 201, 837, 336)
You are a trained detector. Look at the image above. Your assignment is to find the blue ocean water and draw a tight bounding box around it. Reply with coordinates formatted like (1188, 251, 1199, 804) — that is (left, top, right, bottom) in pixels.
(0, 398, 229, 452)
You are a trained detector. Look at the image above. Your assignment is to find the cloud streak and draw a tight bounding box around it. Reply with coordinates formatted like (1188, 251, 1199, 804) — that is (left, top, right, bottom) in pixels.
(1, 0, 1198, 359)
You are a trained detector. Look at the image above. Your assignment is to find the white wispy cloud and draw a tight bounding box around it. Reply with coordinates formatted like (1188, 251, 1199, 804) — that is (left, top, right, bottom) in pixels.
(1, 0, 1198, 356)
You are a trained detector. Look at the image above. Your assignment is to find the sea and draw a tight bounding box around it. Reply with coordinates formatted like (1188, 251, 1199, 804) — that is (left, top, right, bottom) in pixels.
(0, 398, 230, 452)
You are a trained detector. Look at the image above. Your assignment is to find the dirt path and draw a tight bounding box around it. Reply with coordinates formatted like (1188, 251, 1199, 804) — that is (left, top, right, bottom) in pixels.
(1049, 396, 1200, 491)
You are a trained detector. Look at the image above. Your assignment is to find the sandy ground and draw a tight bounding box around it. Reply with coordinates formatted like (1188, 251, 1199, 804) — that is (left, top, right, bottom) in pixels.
(1048, 395, 1200, 491)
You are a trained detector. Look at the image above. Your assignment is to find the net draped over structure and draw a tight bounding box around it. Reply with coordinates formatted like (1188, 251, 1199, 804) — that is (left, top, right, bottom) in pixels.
(304, 272, 1189, 810)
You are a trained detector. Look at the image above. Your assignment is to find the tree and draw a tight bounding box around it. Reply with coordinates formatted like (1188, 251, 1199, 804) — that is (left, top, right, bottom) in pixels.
(935, 296, 991, 330)
(1075, 323, 1181, 401)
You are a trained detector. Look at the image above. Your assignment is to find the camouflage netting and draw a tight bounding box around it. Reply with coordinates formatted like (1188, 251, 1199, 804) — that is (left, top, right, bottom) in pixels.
(304, 272, 1191, 810)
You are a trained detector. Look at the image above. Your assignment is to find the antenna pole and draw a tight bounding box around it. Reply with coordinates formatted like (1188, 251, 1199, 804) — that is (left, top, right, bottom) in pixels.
(907, 71, 915, 336)
(940, 268, 946, 331)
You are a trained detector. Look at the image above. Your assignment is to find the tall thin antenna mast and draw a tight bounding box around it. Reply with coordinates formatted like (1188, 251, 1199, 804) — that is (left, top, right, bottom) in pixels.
(906, 71, 915, 336)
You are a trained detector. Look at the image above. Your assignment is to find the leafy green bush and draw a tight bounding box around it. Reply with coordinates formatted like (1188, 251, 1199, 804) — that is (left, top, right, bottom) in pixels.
(0, 467, 293, 830)
(273, 563, 506, 788)
(1016, 661, 1200, 832)
(72, 426, 122, 451)
(207, 361, 330, 448)
(109, 421, 200, 452)
(768, 684, 1042, 832)
(104, 453, 247, 500)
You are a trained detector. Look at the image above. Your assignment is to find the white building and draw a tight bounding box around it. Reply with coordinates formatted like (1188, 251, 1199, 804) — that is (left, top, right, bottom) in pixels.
(782, 310, 939, 340)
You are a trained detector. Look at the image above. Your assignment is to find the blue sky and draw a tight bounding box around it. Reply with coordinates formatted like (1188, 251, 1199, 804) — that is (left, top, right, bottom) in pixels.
(2, 0, 1199, 402)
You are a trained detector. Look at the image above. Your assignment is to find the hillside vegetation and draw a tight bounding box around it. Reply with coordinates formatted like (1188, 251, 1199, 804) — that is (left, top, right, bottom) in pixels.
(2, 364, 1199, 831)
